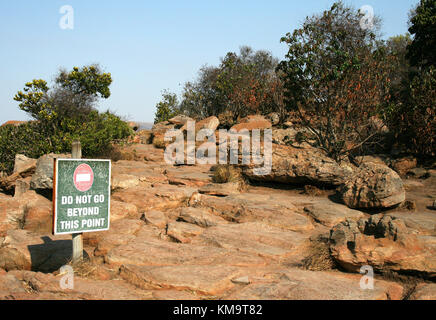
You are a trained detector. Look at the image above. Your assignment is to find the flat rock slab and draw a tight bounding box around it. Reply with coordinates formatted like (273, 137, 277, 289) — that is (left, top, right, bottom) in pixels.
(388, 211, 436, 236)
(411, 283, 436, 300)
(118, 144, 165, 163)
(112, 185, 197, 212)
(199, 193, 313, 232)
(112, 161, 168, 185)
(110, 200, 139, 222)
(191, 222, 309, 260)
(304, 200, 366, 227)
(179, 207, 228, 228)
(84, 218, 144, 247)
(106, 236, 266, 268)
(167, 221, 204, 243)
(165, 166, 213, 187)
(120, 264, 241, 296)
(198, 182, 241, 196)
(225, 269, 403, 300)
(141, 210, 168, 229)
(151, 289, 198, 300)
(1, 270, 152, 300)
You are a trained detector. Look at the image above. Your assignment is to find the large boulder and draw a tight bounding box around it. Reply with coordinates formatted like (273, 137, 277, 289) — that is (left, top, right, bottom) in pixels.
(195, 116, 220, 132)
(168, 115, 194, 126)
(339, 162, 405, 209)
(13, 154, 37, 175)
(230, 115, 272, 132)
(30, 153, 70, 190)
(329, 215, 436, 277)
(0, 155, 37, 192)
(242, 144, 354, 187)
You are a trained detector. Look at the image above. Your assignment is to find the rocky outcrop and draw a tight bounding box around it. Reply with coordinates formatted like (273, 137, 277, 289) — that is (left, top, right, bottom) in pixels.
(168, 115, 194, 126)
(225, 268, 403, 300)
(230, 115, 272, 132)
(197, 193, 313, 232)
(0, 155, 37, 192)
(329, 215, 436, 277)
(30, 153, 71, 190)
(304, 200, 366, 227)
(194, 116, 220, 132)
(242, 144, 354, 187)
(339, 162, 405, 209)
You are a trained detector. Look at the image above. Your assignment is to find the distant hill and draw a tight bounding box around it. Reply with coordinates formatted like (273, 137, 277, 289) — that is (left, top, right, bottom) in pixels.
(136, 122, 153, 130)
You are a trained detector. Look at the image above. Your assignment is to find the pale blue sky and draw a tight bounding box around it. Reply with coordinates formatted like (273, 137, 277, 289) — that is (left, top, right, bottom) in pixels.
(0, 0, 417, 124)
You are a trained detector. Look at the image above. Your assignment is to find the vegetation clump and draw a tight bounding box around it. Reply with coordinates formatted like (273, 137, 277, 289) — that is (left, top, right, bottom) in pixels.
(0, 65, 132, 174)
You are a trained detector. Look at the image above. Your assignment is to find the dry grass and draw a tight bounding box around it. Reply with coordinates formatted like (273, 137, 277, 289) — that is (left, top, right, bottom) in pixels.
(212, 164, 244, 184)
(66, 258, 99, 279)
(152, 135, 168, 149)
(301, 240, 335, 271)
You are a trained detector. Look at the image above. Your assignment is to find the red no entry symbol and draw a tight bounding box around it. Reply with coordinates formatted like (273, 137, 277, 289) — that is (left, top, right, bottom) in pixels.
(73, 164, 94, 192)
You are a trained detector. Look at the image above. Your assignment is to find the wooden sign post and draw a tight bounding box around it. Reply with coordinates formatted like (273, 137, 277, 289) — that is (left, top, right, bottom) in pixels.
(71, 141, 83, 263)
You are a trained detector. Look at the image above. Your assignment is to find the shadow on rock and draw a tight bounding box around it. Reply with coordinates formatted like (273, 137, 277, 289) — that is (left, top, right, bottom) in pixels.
(28, 236, 88, 273)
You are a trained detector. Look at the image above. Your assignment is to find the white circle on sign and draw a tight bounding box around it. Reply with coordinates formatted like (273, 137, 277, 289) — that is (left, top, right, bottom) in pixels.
(73, 164, 94, 192)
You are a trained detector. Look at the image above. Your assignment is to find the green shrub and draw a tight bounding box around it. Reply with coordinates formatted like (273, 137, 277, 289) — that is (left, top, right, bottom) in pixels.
(0, 65, 133, 174)
(0, 122, 51, 173)
(0, 111, 132, 175)
(385, 66, 436, 157)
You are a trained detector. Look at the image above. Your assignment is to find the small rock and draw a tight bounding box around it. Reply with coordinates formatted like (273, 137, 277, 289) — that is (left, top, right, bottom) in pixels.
(195, 116, 220, 132)
(400, 200, 417, 212)
(198, 182, 240, 196)
(13, 154, 37, 175)
(140, 211, 167, 229)
(266, 113, 280, 126)
(391, 157, 417, 176)
(14, 177, 31, 198)
(179, 207, 227, 228)
(231, 276, 251, 285)
(407, 168, 428, 178)
(111, 174, 140, 190)
(167, 221, 204, 243)
(188, 192, 201, 207)
(168, 115, 194, 126)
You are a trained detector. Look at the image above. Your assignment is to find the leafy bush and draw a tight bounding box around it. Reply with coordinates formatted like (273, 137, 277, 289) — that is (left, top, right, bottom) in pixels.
(0, 122, 51, 173)
(277, 1, 393, 162)
(383, 0, 436, 157)
(154, 46, 286, 125)
(154, 90, 180, 124)
(385, 66, 436, 157)
(0, 65, 132, 174)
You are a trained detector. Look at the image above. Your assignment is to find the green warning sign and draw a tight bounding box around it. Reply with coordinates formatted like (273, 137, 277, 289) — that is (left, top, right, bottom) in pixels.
(53, 159, 111, 235)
